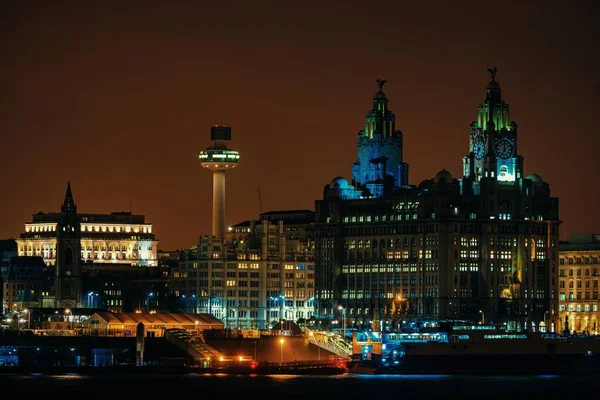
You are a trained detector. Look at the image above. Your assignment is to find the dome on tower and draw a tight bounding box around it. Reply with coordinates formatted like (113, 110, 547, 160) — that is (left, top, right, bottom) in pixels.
(330, 177, 350, 189)
(526, 172, 544, 184)
(487, 79, 500, 90)
(373, 90, 387, 100)
(434, 169, 453, 184)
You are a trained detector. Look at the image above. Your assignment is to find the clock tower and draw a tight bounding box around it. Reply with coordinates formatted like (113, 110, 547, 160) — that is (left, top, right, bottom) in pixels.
(55, 181, 82, 308)
(462, 68, 524, 184)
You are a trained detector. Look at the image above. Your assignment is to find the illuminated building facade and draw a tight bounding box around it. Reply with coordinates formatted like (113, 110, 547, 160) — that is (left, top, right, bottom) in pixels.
(17, 183, 158, 267)
(16, 183, 159, 308)
(171, 210, 315, 329)
(558, 234, 600, 334)
(315, 72, 560, 332)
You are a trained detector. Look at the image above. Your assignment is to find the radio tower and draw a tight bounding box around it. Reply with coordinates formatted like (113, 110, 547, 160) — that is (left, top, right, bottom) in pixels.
(199, 125, 240, 239)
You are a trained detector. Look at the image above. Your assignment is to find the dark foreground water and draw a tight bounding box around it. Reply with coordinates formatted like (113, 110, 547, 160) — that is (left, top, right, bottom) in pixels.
(0, 372, 596, 398)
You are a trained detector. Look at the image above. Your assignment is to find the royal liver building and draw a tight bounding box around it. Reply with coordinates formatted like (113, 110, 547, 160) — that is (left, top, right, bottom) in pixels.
(315, 70, 560, 333)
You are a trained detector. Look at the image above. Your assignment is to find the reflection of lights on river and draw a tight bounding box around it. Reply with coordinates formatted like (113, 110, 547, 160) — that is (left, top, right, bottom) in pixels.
(267, 374, 299, 380)
(47, 374, 86, 380)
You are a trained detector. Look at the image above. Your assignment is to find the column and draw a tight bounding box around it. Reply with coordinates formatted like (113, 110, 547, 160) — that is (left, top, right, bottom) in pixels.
(212, 170, 226, 239)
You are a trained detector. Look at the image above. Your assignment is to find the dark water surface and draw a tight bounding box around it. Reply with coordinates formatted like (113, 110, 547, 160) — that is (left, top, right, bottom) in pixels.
(0, 372, 595, 398)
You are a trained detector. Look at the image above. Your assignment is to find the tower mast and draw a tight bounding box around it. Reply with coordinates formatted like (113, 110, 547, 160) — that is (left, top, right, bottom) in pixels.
(258, 186, 263, 215)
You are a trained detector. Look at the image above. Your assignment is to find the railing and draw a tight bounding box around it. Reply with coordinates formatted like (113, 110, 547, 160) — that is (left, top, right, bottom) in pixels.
(306, 330, 352, 359)
(165, 329, 224, 362)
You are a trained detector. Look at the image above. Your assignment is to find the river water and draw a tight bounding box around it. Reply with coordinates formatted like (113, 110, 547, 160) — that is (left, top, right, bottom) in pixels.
(0, 372, 594, 398)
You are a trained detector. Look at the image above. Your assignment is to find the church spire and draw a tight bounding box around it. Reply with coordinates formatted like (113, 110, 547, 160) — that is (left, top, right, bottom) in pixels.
(61, 181, 76, 213)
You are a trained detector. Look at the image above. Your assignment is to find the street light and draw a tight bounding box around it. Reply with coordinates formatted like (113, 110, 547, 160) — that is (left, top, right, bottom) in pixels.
(279, 295, 286, 330)
(87, 292, 98, 308)
(65, 308, 72, 330)
(279, 338, 284, 364)
(23, 309, 30, 329)
(338, 305, 346, 339)
(544, 311, 549, 333)
(147, 292, 154, 313)
(479, 309, 485, 325)
(396, 295, 407, 330)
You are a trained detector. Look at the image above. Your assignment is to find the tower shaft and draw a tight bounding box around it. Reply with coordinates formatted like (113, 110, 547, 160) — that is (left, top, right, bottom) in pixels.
(200, 124, 239, 239)
(212, 170, 226, 239)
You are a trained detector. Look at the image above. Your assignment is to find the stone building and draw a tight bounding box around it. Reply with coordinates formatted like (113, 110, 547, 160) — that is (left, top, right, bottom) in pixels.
(16, 183, 159, 307)
(17, 183, 158, 268)
(314, 71, 560, 332)
(558, 234, 600, 334)
(171, 210, 315, 329)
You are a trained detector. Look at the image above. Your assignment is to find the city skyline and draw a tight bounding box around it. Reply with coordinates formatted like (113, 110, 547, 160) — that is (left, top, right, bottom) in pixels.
(1, 1, 599, 249)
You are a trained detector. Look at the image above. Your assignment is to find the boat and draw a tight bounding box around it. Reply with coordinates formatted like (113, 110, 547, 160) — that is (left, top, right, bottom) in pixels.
(351, 326, 600, 374)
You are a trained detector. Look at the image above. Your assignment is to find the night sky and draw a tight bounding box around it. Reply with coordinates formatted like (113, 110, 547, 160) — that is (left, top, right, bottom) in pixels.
(1, 1, 598, 250)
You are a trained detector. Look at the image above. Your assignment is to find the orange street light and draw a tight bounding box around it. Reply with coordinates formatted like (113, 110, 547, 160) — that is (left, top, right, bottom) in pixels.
(279, 338, 284, 363)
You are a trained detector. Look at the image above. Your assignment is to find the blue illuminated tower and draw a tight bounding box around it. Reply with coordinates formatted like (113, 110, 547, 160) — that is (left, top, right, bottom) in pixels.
(199, 125, 240, 239)
(351, 78, 409, 197)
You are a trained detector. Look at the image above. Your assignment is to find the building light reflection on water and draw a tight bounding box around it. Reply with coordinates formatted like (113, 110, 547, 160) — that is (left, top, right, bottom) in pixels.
(483, 334, 528, 340)
(452, 325, 498, 331)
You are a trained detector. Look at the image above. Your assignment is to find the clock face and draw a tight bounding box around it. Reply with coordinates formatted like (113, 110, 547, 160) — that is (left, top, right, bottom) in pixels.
(473, 138, 485, 160)
(495, 138, 514, 159)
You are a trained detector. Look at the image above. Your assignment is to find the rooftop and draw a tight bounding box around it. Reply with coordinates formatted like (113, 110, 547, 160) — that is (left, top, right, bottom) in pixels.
(9, 256, 47, 268)
(259, 209, 314, 216)
(91, 311, 223, 326)
(29, 211, 150, 224)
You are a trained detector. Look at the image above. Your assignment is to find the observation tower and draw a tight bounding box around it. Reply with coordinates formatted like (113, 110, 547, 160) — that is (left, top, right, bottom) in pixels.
(199, 125, 240, 239)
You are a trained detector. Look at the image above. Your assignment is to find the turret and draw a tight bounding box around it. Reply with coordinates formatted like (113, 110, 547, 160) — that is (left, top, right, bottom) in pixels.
(351, 79, 409, 193)
(463, 68, 523, 184)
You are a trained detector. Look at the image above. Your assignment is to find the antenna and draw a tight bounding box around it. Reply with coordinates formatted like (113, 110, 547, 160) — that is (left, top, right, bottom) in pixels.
(258, 186, 263, 215)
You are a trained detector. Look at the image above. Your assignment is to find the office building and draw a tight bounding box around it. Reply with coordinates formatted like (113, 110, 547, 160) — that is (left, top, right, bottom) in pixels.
(558, 234, 600, 334)
(314, 71, 560, 332)
(171, 210, 315, 329)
